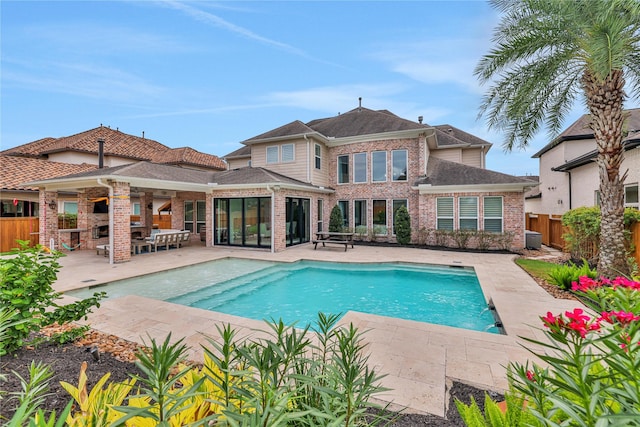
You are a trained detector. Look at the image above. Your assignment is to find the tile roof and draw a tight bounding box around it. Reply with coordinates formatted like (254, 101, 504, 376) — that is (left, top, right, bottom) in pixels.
(416, 157, 534, 187)
(153, 146, 226, 170)
(532, 108, 640, 158)
(1, 126, 225, 170)
(1, 156, 97, 191)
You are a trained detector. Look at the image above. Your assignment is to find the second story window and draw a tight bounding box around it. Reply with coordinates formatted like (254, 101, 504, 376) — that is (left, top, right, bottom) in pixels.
(372, 151, 387, 182)
(282, 143, 294, 162)
(338, 155, 349, 184)
(315, 144, 321, 169)
(392, 150, 407, 181)
(266, 146, 278, 164)
(353, 153, 367, 183)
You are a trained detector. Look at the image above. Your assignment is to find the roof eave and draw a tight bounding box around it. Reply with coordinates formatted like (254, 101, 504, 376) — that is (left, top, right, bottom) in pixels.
(414, 182, 535, 193)
(23, 175, 213, 193)
(208, 182, 334, 194)
(327, 128, 433, 147)
(243, 132, 328, 145)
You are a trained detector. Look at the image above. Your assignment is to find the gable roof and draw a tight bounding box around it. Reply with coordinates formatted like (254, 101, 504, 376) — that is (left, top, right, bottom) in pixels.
(1, 126, 226, 170)
(223, 145, 251, 159)
(1, 156, 97, 191)
(235, 107, 491, 153)
(415, 157, 535, 192)
(532, 108, 640, 158)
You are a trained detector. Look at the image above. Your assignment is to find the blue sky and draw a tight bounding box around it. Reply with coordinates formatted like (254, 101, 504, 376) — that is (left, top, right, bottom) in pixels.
(2, 1, 638, 176)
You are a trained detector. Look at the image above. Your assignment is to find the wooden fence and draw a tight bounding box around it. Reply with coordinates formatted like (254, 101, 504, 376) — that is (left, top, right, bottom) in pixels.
(1, 215, 173, 253)
(526, 213, 640, 266)
(0, 217, 40, 253)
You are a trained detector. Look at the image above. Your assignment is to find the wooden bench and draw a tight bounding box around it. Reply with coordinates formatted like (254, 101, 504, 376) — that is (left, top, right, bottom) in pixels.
(313, 232, 354, 252)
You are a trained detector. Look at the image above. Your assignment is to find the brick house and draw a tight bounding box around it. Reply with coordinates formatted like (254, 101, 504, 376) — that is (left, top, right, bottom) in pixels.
(22, 107, 534, 262)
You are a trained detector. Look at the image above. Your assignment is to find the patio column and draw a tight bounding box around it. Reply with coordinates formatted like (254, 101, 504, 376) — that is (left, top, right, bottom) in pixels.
(141, 191, 154, 237)
(39, 190, 58, 249)
(112, 181, 131, 263)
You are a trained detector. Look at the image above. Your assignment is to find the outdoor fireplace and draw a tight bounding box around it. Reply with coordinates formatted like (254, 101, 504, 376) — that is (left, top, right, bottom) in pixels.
(92, 225, 109, 239)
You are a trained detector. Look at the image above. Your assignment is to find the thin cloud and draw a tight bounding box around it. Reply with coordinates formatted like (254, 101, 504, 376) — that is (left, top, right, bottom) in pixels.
(156, 0, 343, 67)
(3, 59, 163, 102)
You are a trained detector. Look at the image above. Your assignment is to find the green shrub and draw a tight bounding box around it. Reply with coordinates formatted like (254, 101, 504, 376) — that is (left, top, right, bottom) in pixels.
(547, 260, 597, 291)
(329, 205, 344, 232)
(0, 242, 105, 355)
(394, 206, 411, 245)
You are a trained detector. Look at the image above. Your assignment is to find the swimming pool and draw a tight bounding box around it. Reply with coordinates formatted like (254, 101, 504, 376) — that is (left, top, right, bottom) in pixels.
(67, 258, 500, 333)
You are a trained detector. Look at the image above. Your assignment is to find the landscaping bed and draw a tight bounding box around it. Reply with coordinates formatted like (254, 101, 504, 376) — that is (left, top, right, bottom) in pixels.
(1, 325, 497, 426)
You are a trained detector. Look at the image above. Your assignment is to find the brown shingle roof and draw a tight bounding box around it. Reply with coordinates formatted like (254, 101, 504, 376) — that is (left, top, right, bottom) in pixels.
(211, 167, 327, 189)
(532, 108, 640, 158)
(416, 157, 533, 186)
(1, 156, 97, 191)
(434, 125, 492, 147)
(305, 107, 426, 138)
(223, 145, 251, 159)
(1, 126, 225, 170)
(243, 120, 316, 143)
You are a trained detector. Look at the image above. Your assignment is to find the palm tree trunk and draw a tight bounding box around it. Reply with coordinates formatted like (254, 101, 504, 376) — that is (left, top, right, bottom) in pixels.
(582, 69, 630, 278)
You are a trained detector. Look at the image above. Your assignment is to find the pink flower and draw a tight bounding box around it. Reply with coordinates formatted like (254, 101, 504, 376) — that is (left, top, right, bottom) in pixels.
(565, 308, 595, 338)
(612, 277, 640, 290)
(526, 370, 535, 381)
(572, 276, 601, 292)
(542, 311, 563, 328)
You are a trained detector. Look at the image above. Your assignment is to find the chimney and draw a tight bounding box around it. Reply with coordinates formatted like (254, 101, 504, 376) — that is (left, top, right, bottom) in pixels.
(97, 138, 104, 168)
(418, 116, 423, 124)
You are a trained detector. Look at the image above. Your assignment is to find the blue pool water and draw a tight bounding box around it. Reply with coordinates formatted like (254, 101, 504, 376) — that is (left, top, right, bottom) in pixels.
(69, 258, 499, 333)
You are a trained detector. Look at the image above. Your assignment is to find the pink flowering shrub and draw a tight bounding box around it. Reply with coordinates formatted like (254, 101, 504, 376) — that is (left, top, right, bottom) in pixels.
(509, 276, 640, 426)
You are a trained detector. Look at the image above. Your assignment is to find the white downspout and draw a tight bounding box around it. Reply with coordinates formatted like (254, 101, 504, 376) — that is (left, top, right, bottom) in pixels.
(96, 178, 114, 265)
(267, 184, 276, 254)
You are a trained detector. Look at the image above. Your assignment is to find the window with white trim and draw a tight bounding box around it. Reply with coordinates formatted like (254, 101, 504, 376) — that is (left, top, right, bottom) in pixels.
(373, 199, 387, 234)
(281, 143, 294, 162)
(353, 152, 367, 183)
(63, 201, 78, 215)
(459, 197, 478, 230)
(132, 203, 140, 215)
(266, 146, 278, 164)
(315, 144, 321, 169)
(625, 184, 639, 209)
(317, 199, 323, 232)
(436, 197, 454, 230)
(483, 196, 503, 232)
(372, 151, 387, 182)
(337, 155, 349, 184)
(392, 150, 407, 181)
(354, 200, 367, 228)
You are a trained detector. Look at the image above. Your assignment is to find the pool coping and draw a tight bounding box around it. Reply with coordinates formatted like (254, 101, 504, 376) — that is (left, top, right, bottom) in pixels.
(52, 244, 585, 417)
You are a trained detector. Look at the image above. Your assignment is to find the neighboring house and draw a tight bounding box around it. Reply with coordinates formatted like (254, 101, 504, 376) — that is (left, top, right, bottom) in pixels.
(527, 109, 640, 215)
(1, 125, 226, 217)
(22, 106, 534, 263)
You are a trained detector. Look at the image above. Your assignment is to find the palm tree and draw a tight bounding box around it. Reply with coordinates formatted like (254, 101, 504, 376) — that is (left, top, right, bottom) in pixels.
(476, 0, 640, 278)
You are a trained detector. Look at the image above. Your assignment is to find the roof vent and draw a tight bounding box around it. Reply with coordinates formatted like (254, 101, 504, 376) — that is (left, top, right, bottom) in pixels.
(418, 116, 423, 124)
(358, 97, 362, 111)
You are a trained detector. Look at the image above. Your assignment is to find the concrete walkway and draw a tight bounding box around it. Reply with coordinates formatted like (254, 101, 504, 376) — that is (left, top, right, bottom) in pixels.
(52, 243, 583, 417)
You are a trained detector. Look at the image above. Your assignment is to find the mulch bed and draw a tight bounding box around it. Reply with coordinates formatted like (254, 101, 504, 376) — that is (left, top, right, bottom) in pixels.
(3, 249, 575, 425)
(1, 324, 496, 425)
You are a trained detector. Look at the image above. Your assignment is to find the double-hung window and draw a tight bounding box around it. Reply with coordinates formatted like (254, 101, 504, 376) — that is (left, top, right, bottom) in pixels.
(337, 155, 349, 184)
(353, 153, 367, 183)
(372, 151, 387, 182)
(436, 197, 454, 230)
(392, 150, 407, 181)
(315, 144, 322, 169)
(625, 184, 639, 209)
(483, 196, 503, 232)
(266, 146, 278, 164)
(459, 197, 478, 230)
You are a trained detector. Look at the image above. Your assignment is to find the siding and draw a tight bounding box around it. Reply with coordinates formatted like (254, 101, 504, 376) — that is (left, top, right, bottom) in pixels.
(430, 148, 461, 163)
(250, 139, 310, 182)
(461, 148, 482, 168)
